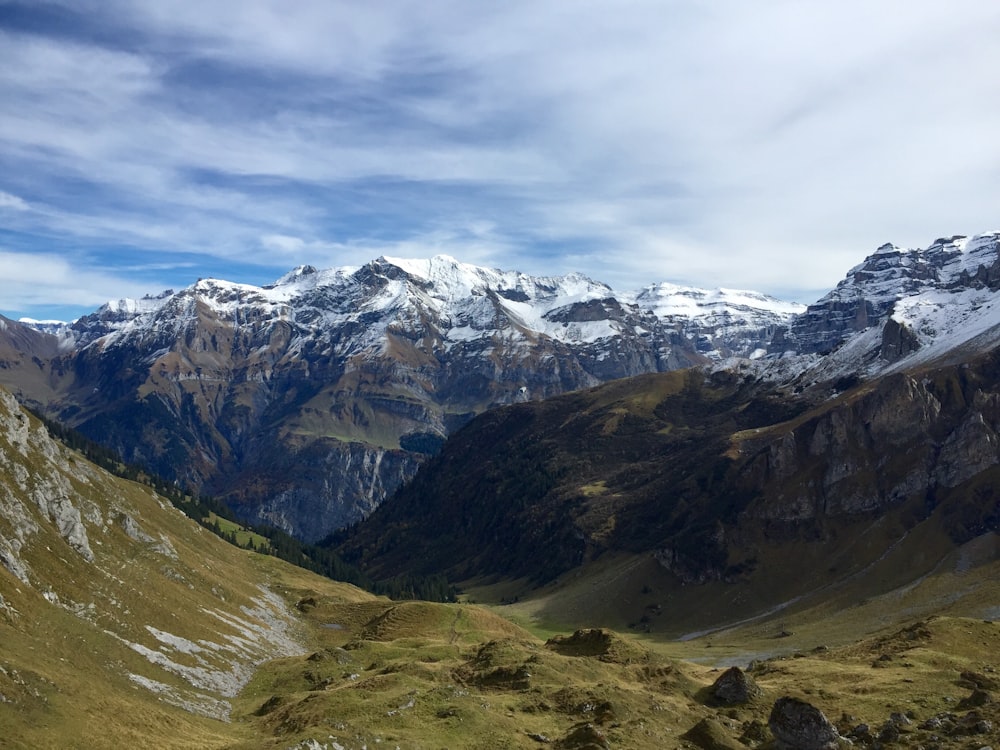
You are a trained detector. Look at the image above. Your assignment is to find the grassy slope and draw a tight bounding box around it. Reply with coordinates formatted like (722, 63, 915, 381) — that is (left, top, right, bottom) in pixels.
(229, 580, 1000, 749)
(3, 384, 1000, 748)
(0, 389, 378, 748)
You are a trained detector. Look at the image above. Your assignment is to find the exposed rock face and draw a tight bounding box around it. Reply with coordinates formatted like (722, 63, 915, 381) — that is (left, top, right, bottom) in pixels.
(774, 233, 1000, 356)
(0, 388, 95, 569)
(739, 360, 1000, 536)
(768, 696, 843, 750)
(711, 666, 763, 705)
(879, 316, 920, 362)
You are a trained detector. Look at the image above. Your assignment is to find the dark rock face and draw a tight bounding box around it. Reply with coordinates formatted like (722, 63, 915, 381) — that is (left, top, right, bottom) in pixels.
(768, 696, 843, 750)
(879, 316, 920, 362)
(739, 362, 1000, 537)
(711, 666, 763, 705)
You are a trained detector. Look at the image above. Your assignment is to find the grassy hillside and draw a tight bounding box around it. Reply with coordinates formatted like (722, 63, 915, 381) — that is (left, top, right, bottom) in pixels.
(0, 385, 375, 747)
(3, 383, 1000, 748)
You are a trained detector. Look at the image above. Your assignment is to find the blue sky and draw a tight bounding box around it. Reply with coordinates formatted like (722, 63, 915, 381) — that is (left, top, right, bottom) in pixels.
(1, 0, 999, 322)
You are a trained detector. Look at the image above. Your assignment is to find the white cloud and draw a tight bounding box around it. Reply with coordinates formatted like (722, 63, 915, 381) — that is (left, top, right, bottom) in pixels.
(0, 191, 29, 211)
(1, 0, 999, 317)
(0, 251, 158, 310)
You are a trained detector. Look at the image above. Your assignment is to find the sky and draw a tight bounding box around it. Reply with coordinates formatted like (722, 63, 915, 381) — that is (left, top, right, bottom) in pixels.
(1, 1, 999, 322)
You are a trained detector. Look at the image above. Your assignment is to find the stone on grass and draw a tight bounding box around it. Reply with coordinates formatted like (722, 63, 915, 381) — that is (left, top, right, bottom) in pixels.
(711, 666, 763, 705)
(768, 696, 843, 750)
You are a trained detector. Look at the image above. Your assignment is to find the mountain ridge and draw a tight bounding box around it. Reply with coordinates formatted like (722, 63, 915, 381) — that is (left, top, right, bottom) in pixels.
(4, 230, 1000, 542)
(2, 254, 803, 541)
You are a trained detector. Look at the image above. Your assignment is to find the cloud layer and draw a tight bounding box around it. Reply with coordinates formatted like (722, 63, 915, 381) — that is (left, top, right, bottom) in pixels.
(1, 0, 999, 319)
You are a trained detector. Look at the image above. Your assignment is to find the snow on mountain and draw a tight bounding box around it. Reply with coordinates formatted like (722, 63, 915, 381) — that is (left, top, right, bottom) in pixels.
(758, 231, 1000, 385)
(67, 255, 800, 362)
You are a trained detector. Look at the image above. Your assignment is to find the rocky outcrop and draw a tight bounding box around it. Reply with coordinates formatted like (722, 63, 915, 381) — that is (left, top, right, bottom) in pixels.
(879, 316, 920, 362)
(775, 233, 1000, 356)
(0, 388, 95, 569)
(739, 361, 1000, 532)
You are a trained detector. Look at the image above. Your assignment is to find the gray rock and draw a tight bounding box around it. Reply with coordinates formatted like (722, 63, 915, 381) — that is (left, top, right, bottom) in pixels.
(769, 696, 843, 750)
(711, 666, 763, 705)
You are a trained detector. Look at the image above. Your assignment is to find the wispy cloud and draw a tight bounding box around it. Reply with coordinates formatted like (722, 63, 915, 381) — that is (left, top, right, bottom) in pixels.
(0, 249, 158, 313)
(0, 190, 29, 211)
(1, 0, 999, 320)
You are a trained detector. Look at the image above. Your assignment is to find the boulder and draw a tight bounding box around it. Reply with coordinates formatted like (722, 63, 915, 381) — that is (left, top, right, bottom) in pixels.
(768, 696, 843, 750)
(711, 666, 763, 705)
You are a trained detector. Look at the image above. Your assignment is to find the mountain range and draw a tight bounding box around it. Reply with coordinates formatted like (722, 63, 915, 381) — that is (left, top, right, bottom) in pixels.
(1, 231, 999, 550)
(1, 254, 802, 541)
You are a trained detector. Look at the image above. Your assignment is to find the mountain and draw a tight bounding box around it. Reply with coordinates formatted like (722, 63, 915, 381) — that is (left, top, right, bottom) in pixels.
(5, 230, 1000, 546)
(0, 382, 358, 744)
(2, 255, 800, 542)
(767, 231, 1000, 381)
(330, 231, 1000, 631)
(337, 341, 1000, 638)
(7, 233, 1000, 747)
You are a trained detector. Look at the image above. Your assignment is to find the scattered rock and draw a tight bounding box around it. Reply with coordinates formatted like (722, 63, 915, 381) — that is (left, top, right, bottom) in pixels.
(555, 722, 610, 749)
(117, 512, 154, 543)
(682, 717, 746, 750)
(961, 670, 1000, 690)
(958, 688, 993, 709)
(711, 666, 763, 705)
(919, 715, 944, 730)
(739, 718, 770, 745)
(872, 653, 893, 668)
(846, 723, 873, 743)
(768, 696, 843, 750)
(951, 711, 993, 736)
(878, 720, 900, 742)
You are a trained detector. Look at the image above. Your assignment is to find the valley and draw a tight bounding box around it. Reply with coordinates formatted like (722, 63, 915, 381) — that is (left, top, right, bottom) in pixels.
(2, 234, 1000, 748)
(3, 380, 998, 748)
